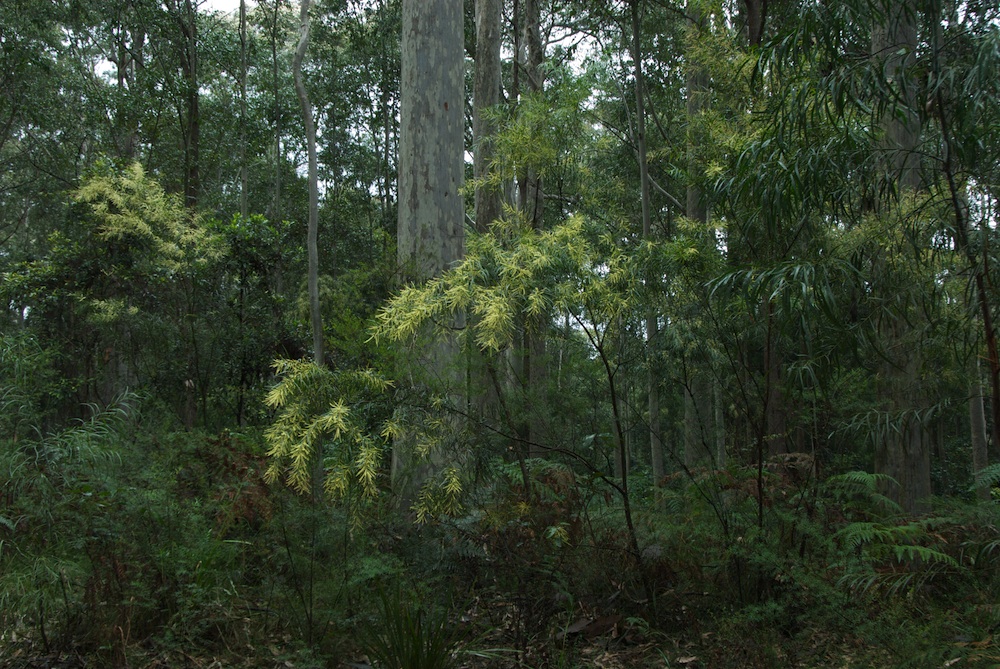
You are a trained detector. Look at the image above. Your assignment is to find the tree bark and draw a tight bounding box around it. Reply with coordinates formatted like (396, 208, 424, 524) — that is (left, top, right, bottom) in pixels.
(630, 0, 664, 481)
(395, 0, 465, 505)
(872, 0, 930, 514)
(474, 0, 502, 233)
(268, 0, 282, 222)
(519, 0, 544, 227)
(518, 0, 547, 456)
(744, 0, 767, 47)
(683, 0, 712, 469)
(293, 0, 324, 367)
(177, 0, 199, 208)
(397, 0, 465, 282)
(239, 0, 248, 219)
(970, 358, 991, 503)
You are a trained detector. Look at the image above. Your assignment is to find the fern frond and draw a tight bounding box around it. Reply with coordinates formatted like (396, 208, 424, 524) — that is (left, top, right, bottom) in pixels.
(836, 521, 896, 550)
(970, 463, 1000, 490)
(891, 544, 957, 567)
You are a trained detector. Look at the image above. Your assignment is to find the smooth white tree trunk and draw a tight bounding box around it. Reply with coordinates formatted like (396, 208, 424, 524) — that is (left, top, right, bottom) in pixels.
(395, 0, 465, 506)
(397, 0, 465, 281)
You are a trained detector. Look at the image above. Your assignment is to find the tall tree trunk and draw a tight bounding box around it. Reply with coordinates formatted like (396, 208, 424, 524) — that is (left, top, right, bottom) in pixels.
(239, 0, 248, 218)
(293, 0, 324, 367)
(630, 0, 664, 481)
(267, 0, 282, 222)
(872, 0, 930, 514)
(398, 0, 465, 281)
(470, 0, 503, 426)
(744, 0, 767, 47)
(178, 0, 199, 208)
(474, 0, 501, 233)
(519, 0, 544, 227)
(683, 0, 712, 468)
(517, 0, 547, 457)
(395, 0, 465, 505)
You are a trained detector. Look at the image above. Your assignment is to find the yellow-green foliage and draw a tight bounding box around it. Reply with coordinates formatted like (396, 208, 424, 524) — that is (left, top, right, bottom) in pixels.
(413, 467, 464, 524)
(264, 359, 391, 499)
(74, 162, 222, 274)
(372, 215, 650, 355)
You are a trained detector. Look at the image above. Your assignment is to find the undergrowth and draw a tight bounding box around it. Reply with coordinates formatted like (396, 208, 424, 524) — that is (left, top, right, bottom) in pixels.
(1, 379, 997, 669)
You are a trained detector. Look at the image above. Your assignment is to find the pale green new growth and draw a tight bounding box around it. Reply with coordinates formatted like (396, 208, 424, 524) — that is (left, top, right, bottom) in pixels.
(74, 162, 222, 273)
(413, 466, 464, 524)
(372, 215, 670, 357)
(264, 359, 391, 500)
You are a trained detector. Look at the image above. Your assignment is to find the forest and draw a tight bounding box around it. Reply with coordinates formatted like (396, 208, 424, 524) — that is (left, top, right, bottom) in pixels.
(1, 0, 999, 666)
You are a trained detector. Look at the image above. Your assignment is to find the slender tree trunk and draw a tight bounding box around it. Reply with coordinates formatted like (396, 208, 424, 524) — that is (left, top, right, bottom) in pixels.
(714, 382, 726, 466)
(239, 0, 248, 218)
(268, 0, 282, 222)
(178, 0, 199, 208)
(474, 0, 502, 233)
(519, 0, 547, 456)
(970, 358, 991, 503)
(519, 0, 544, 227)
(929, 6, 1000, 462)
(470, 0, 504, 426)
(293, 0, 324, 367)
(683, 0, 712, 468)
(765, 305, 788, 457)
(630, 0, 664, 481)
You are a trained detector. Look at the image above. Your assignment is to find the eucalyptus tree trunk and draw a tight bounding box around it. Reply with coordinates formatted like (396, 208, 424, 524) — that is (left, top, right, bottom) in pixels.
(518, 0, 547, 458)
(395, 0, 465, 505)
(112, 11, 142, 162)
(293, 0, 324, 367)
(872, 1, 930, 514)
(520, 0, 544, 227)
(471, 0, 503, 424)
(176, 0, 200, 208)
(268, 0, 282, 222)
(744, 0, 767, 47)
(239, 0, 248, 219)
(683, 0, 713, 469)
(398, 0, 464, 281)
(474, 0, 502, 233)
(630, 0, 664, 482)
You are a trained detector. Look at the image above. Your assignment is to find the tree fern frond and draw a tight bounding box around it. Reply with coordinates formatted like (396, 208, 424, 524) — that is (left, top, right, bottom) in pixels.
(836, 521, 895, 549)
(970, 463, 1000, 490)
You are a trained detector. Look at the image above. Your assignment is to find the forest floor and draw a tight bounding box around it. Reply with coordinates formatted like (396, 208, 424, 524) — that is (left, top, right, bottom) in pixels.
(4, 612, 984, 669)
